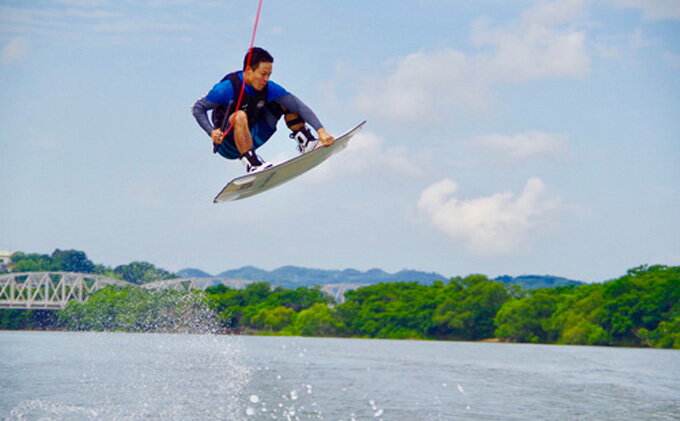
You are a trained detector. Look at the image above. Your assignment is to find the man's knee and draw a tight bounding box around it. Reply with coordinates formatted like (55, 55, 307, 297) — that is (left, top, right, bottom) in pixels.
(230, 110, 249, 128)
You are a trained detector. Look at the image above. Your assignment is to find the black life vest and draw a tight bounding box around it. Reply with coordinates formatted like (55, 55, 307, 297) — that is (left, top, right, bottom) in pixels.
(211, 72, 269, 130)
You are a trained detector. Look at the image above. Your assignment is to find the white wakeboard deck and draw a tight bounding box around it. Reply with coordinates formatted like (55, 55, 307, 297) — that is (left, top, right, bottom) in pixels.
(213, 121, 366, 203)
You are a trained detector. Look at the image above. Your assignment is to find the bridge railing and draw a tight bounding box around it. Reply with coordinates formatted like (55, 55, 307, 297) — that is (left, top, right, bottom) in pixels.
(141, 277, 254, 292)
(0, 272, 370, 309)
(0, 272, 131, 310)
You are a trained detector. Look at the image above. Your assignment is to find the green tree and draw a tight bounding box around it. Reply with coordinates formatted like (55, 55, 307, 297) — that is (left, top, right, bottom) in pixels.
(338, 282, 438, 339)
(0, 309, 57, 330)
(50, 249, 96, 273)
(288, 303, 345, 336)
(9, 250, 98, 273)
(58, 286, 217, 333)
(600, 265, 680, 346)
(548, 284, 609, 345)
(250, 306, 296, 331)
(113, 261, 176, 284)
(495, 265, 679, 348)
(645, 317, 680, 348)
(561, 320, 608, 345)
(432, 275, 511, 340)
(204, 282, 330, 331)
(495, 291, 554, 343)
(9, 252, 53, 272)
(263, 286, 332, 311)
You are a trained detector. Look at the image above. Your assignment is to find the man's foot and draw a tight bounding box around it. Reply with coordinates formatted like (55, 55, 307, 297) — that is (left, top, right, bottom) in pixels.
(290, 126, 318, 154)
(240, 150, 273, 174)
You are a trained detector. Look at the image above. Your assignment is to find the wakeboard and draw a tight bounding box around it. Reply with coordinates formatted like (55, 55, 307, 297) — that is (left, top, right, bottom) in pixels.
(213, 121, 366, 203)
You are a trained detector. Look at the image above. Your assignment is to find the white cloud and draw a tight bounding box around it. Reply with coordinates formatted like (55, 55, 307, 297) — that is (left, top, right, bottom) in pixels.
(355, 0, 590, 126)
(472, 0, 589, 82)
(417, 177, 561, 256)
(1, 38, 29, 63)
(472, 18, 589, 83)
(610, 0, 680, 21)
(355, 50, 488, 125)
(472, 131, 569, 161)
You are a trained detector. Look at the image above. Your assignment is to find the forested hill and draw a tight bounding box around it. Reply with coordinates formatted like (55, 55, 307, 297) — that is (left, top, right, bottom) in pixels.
(178, 266, 446, 288)
(495, 275, 583, 289)
(177, 266, 583, 290)
(4, 249, 583, 289)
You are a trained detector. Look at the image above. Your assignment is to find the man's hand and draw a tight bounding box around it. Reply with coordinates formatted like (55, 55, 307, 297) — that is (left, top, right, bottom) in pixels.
(317, 128, 335, 147)
(211, 128, 224, 145)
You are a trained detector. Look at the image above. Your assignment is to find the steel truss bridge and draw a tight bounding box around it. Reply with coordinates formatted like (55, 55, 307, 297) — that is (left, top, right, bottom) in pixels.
(140, 277, 254, 292)
(142, 279, 366, 303)
(0, 272, 368, 310)
(319, 283, 368, 304)
(0, 272, 132, 310)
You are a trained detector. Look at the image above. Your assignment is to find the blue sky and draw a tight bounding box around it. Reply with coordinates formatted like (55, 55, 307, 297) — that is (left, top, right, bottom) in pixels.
(1, 0, 678, 283)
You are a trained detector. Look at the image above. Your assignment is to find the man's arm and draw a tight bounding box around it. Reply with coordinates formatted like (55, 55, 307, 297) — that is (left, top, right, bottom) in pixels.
(192, 96, 229, 145)
(192, 96, 218, 136)
(275, 94, 334, 146)
(275, 94, 322, 131)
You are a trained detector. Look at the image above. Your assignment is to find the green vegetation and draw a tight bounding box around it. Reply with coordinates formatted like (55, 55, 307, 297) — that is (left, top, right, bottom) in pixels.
(203, 282, 333, 335)
(111, 261, 177, 284)
(10, 250, 99, 273)
(1, 309, 57, 330)
(4, 249, 176, 284)
(494, 265, 680, 348)
(1, 250, 677, 349)
(58, 286, 217, 333)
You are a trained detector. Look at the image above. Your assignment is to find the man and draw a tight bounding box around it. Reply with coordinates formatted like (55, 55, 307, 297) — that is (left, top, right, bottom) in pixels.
(192, 47, 335, 173)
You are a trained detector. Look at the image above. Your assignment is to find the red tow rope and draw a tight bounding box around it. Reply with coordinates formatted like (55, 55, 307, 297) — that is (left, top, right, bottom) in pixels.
(215, 0, 265, 151)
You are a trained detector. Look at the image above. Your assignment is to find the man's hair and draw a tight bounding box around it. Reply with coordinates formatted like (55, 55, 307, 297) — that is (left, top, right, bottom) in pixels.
(244, 47, 273, 71)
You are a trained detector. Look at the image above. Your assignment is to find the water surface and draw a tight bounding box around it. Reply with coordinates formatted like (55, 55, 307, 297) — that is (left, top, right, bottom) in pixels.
(1, 331, 678, 420)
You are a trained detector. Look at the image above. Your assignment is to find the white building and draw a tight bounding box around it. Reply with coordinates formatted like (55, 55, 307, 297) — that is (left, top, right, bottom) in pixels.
(0, 251, 13, 271)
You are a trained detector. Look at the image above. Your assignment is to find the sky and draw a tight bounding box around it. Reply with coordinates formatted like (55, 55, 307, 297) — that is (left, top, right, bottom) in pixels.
(1, 0, 679, 283)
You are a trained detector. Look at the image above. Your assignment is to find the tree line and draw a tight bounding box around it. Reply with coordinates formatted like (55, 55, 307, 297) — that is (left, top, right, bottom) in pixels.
(2, 251, 677, 348)
(196, 265, 678, 348)
(4, 249, 176, 284)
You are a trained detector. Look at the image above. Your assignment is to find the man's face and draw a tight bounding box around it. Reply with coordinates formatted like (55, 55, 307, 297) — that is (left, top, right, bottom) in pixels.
(244, 62, 272, 91)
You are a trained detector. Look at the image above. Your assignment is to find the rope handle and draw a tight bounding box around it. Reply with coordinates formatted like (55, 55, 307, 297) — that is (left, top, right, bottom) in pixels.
(214, 0, 265, 152)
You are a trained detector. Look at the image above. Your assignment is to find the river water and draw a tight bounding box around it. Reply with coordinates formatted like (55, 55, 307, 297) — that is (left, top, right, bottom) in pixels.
(0, 331, 678, 420)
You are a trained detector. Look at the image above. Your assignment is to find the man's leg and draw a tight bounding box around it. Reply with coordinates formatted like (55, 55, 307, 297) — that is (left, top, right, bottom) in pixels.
(283, 111, 318, 154)
(230, 110, 253, 154)
(284, 112, 305, 132)
(230, 110, 272, 173)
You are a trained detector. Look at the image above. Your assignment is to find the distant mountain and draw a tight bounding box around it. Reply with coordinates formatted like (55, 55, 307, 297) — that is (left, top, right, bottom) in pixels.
(494, 275, 583, 289)
(214, 265, 447, 289)
(177, 268, 213, 278)
(177, 265, 583, 290)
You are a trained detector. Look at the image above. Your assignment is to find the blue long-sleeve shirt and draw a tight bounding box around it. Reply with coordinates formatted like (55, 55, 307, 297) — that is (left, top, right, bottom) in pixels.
(192, 71, 322, 136)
